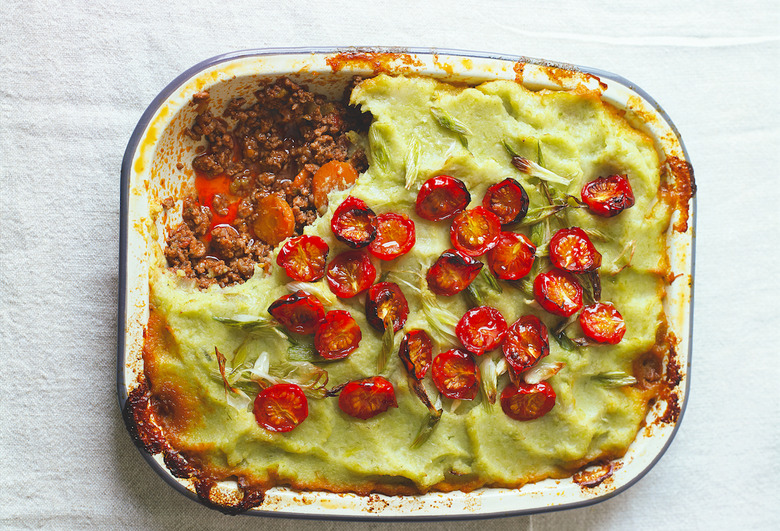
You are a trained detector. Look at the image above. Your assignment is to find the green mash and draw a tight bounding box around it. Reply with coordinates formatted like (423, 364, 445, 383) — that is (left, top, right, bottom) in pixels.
(147, 75, 672, 491)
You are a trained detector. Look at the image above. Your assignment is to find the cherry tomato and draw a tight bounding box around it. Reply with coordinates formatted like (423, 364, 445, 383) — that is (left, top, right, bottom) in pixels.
(338, 376, 398, 420)
(449, 206, 501, 257)
(549, 227, 602, 273)
(276, 235, 329, 282)
(398, 329, 433, 380)
(253, 383, 308, 432)
(487, 231, 536, 280)
(500, 381, 556, 421)
(580, 302, 627, 344)
(267, 290, 325, 335)
(415, 175, 471, 221)
(315, 310, 362, 359)
(312, 160, 359, 214)
(426, 249, 483, 296)
(368, 213, 416, 260)
(482, 178, 529, 225)
(581, 174, 635, 217)
(253, 194, 296, 246)
(326, 250, 377, 298)
(534, 270, 583, 317)
(432, 349, 480, 400)
(365, 282, 409, 333)
(331, 196, 377, 248)
(456, 306, 508, 355)
(503, 315, 550, 374)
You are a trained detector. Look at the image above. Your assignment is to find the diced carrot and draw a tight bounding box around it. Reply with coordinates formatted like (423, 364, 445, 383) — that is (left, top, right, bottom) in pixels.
(312, 161, 359, 214)
(253, 195, 295, 246)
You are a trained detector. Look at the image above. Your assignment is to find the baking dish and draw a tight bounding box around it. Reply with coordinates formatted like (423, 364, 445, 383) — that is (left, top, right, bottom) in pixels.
(118, 47, 695, 519)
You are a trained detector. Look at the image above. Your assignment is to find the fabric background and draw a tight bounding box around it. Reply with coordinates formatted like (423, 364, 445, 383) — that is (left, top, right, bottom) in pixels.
(1, 1, 778, 529)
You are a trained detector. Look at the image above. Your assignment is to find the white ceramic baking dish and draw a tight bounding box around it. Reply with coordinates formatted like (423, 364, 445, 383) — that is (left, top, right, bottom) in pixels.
(118, 47, 695, 520)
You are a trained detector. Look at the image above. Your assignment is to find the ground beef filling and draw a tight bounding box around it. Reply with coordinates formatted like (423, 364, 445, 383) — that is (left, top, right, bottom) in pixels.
(164, 77, 368, 289)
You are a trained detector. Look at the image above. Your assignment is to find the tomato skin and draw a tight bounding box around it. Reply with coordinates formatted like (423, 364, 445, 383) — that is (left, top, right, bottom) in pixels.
(426, 249, 483, 296)
(330, 196, 377, 248)
(315, 310, 362, 360)
(415, 175, 471, 222)
(502, 315, 550, 374)
(456, 306, 508, 355)
(449, 206, 502, 257)
(253, 383, 309, 432)
(369, 213, 416, 260)
(398, 329, 433, 380)
(487, 231, 537, 280)
(580, 302, 626, 344)
(533, 270, 583, 317)
(326, 250, 377, 298)
(267, 290, 325, 335)
(338, 376, 398, 420)
(500, 381, 556, 421)
(482, 178, 529, 225)
(549, 227, 602, 273)
(432, 349, 480, 400)
(276, 235, 329, 282)
(312, 160, 359, 214)
(365, 282, 409, 333)
(581, 174, 635, 217)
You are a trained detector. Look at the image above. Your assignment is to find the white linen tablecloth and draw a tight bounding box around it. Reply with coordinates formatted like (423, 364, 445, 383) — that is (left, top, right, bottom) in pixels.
(1, 1, 778, 529)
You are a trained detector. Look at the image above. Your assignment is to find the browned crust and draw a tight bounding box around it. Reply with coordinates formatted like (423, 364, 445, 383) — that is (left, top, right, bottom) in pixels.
(661, 156, 696, 233)
(326, 52, 423, 75)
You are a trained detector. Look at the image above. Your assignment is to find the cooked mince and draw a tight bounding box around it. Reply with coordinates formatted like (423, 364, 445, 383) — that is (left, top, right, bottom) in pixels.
(164, 77, 369, 289)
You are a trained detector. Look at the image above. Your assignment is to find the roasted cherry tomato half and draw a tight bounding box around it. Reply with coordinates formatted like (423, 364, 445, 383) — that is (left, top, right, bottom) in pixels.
(482, 178, 530, 225)
(502, 315, 550, 374)
(487, 231, 536, 280)
(326, 250, 377, 298)
(330, 196, 377, 248)
(315, 310, 362, 359)
(267, 290, 325, 335)
(581, 174, 635, 217)
(398, 329, 433, 380)
(432, 349, 480, 400)
(276, 235, 329, 282)
(415, 175, 471, 222)
(449, 206, 501, 257)
(365, 282, 409, 333)
(253, 383, 309, 432)
(500, 381, 556, 421)
(549, 227, 602, 273)
(533, 270, 583, 317)
(313, 160, 359, 214)
(426, 249, 483, 296)
(253, 194, 296, 246)
(456, 306, 508, 355)
(580, 302, 627, 344)
(338, 376, 398, 420)
(369, 213, 416, 260)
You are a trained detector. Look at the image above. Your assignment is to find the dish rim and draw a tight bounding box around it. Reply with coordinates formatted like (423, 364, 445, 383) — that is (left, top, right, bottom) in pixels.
(117, 46, 695, 521)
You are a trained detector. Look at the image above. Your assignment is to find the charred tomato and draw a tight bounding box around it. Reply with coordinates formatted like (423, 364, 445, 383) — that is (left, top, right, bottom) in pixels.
(449, 206, 501, 257)
(580, 302, 627, 344)
(534, 270, 583, 317)
(365, 282, 409, 333)
(581, 174, 635, 217)
(326, 250, 377, 298)
(502, 315, 550, 374)
(267, 290, 325, 335)
(398, 329, 433, 380)
(487, 231, 536, 280)
(415, 175, 471, 221)
(482, 178, 530, 225)
(253, 383, 309, 432)
(338, 376, 398, 420)
(315, 310, 362, 360)
(456, 306, 508, 355)
(276, 235, 329, 282)
(500, 381, 556, 421)
(432, 349, 480, 400)
(549, 227, 602, 273)
(330, 196, 377, 248)
(369, 213, 416, 260)
(426, 249, 483, 296)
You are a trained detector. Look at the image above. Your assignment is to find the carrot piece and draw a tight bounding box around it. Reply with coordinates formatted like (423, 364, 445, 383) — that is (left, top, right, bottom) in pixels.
(253, 195, 295, 246)
(312, 161, 359, 214)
